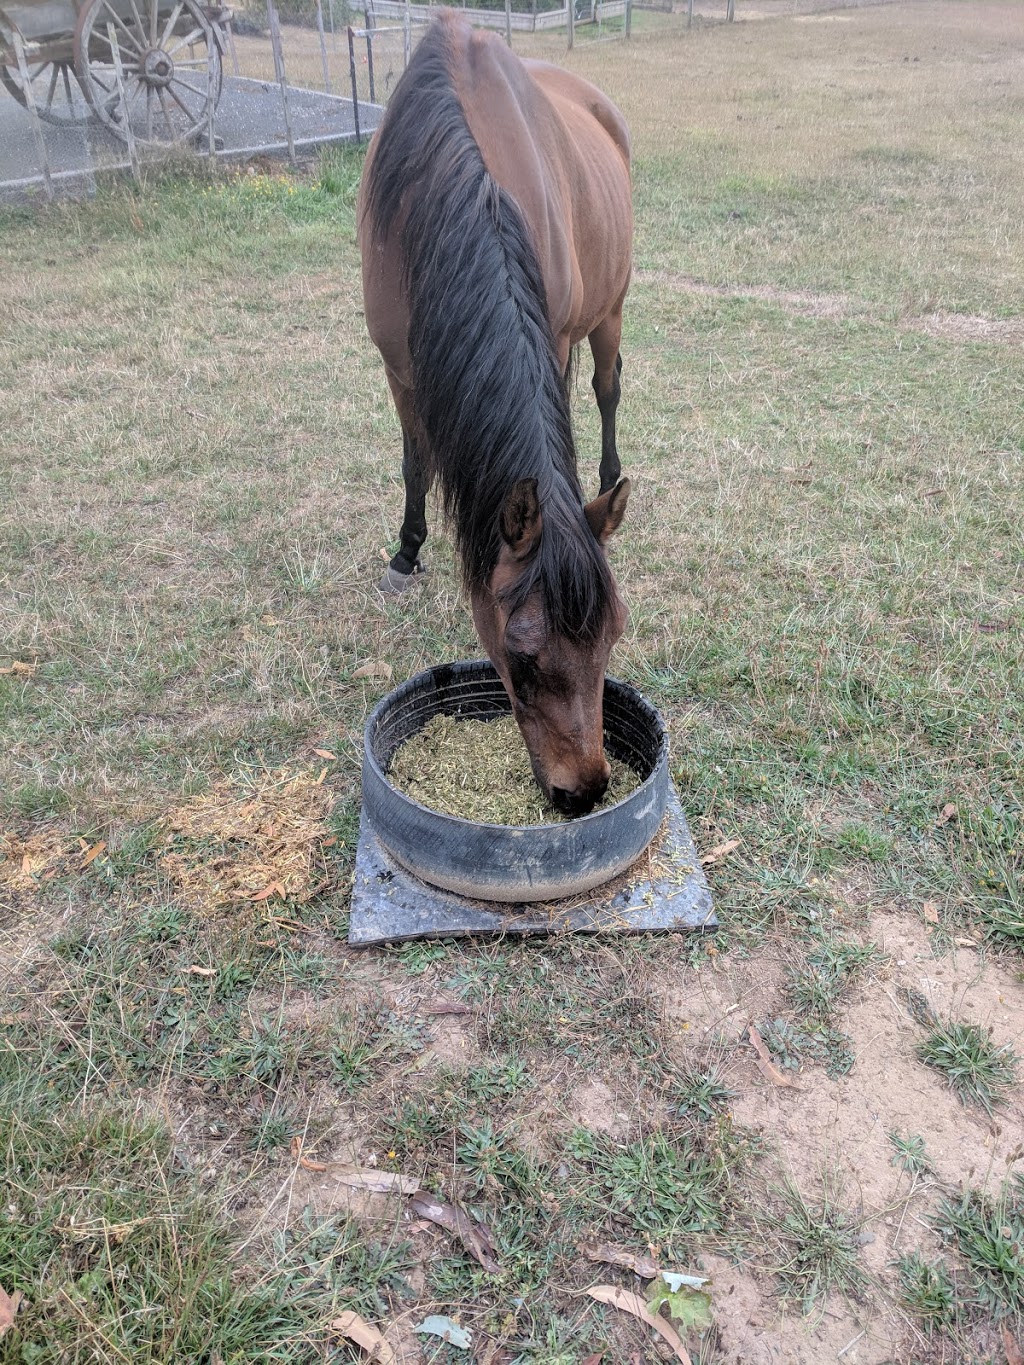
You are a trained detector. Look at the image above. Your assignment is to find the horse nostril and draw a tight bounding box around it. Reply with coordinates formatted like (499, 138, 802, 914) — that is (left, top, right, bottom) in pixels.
(551, 783, 602, 818)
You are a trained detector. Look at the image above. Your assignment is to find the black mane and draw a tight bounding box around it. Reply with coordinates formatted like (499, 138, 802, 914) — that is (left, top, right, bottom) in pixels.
(363, 21, 614, 640)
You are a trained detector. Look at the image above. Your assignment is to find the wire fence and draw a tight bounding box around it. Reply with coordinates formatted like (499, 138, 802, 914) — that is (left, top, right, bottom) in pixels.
(2, 0, 901, 200)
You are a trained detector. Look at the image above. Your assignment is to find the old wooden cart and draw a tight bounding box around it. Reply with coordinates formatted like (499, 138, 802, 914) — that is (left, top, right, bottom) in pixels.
(1, 0, 230, 145)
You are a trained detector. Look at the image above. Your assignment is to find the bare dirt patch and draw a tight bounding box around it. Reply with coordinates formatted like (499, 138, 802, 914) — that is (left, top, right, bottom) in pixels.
(635, 269, 1024, 343)
(656, 911, 1024, 1363)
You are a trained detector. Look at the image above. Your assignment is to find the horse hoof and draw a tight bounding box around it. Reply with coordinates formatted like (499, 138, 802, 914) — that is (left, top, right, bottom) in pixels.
(378, 562, 425, 595)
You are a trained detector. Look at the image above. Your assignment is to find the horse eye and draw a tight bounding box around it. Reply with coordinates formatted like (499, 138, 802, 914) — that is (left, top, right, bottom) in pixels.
(507, 650, 539, 700)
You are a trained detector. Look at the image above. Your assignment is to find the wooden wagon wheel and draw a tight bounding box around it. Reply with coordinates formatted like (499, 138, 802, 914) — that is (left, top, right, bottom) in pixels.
(0, 56, 93, 125)
(73, 0, 222, 147)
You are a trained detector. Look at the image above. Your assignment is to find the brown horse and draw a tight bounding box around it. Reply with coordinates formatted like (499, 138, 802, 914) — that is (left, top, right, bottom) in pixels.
(358, 11, 633, 816)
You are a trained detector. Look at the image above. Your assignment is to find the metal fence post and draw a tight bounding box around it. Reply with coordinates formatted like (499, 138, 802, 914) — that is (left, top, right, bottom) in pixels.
(403, 0, 411, 67)
(266, 0, 297, 164)
(11, 34, 54, 200)
(366, 30, 376, 103)
(567, 0, 574, 48)
(316, 0, 332, 91)
(687, 0, 693, 26)
(505, 0, 512, 45)
(347, 25, 361, 142)
(625, 0, 632, 38)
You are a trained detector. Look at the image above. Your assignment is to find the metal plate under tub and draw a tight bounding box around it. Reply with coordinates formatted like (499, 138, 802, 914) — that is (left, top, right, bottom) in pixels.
(348, 786, 716, 946)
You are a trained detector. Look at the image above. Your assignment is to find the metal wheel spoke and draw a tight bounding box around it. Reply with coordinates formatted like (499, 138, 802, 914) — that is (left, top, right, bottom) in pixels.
(167, 26, 205, 56)
(159, 0, 184, 50)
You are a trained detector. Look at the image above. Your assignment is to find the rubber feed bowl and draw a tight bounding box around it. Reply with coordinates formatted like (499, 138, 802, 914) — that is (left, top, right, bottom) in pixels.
(362, 660, 669, 902)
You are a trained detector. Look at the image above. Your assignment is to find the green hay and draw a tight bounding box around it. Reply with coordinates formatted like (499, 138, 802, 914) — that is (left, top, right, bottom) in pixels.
(388, 714, 642, 825)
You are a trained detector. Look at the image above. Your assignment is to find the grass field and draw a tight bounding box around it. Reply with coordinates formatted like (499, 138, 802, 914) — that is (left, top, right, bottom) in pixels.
(1, 2, 1023, 1362)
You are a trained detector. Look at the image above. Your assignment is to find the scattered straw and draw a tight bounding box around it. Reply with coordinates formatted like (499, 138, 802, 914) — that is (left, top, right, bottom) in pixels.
(387, 715, 641, 825)
(159, 771, 334, 914)
(0, 830, 72, 893)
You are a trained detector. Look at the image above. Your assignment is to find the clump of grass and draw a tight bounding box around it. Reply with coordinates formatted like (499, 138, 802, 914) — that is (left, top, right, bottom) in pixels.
(0, 1096, 349, 1359)
(935, 1179, 1024, 1319)
(788, 936, 880, 1018)
(978, 871, 1024, 948)
(916, 1020, 1019, 1113)
(764, 1177, 868, 1315)
(387, 714, 640, 824)
(888, 1131, 933, 1178)
(896, 1252, 957, 1330)
(672, 1065, 736, 1123)
(567, 1127, 746, 1252)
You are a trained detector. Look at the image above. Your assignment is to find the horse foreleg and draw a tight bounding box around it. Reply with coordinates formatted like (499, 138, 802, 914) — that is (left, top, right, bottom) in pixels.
(380, 427, 431, 594)
(589, 314, 624, 495)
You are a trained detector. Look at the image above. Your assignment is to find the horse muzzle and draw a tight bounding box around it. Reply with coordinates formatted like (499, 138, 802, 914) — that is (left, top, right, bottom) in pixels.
(549, 769, 610, 818)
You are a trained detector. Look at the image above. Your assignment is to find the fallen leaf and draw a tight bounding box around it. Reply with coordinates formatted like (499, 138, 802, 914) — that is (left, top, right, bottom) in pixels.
(954, 937, 979, 949)
(1001, 1323, 1024, 1365)
(333, 1166, 419, 1195)
(582, 1242, 660, 1278)
(978, 620, 1010, 633)
(260, 615, 283, 627)
(422, 1001, 477, 1017)
(186, 965, 217, 977)
(0, 660, 36, 676)
(746, 1023, 800, 1089)
(700, 838, 741, 867)
(0, 1285, 22, 1337)
(648, 1271, 713, 1335)
(581, 1356, 604, 1365)
(251, 882, 285, 902)
(353, 660, 394, 681)
(587, 1286, 693, 1365)
(410, 1191, 502, 1273)
(316, 767, 328, 785)
(290, 1136, 329, 1171)
(80, 840, 106, 867)
(330, 1310, 396, 1363)
(922, 901, 939, 925)
(416, 1315, 472, 1349)
(312, 748, 336, 760)
(936, 802, 957, 826)
(923, 487, 945, 497)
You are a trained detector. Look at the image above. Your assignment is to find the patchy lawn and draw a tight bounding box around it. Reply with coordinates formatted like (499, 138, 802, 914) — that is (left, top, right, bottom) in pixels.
(1, 2, 1022, 1361)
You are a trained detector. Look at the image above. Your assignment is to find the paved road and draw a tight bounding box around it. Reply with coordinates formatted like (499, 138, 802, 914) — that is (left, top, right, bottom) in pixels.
(1, 76, 381, 202)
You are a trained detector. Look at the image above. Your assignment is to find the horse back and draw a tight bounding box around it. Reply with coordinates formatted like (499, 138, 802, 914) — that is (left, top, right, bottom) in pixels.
(438, 18, 632, 349)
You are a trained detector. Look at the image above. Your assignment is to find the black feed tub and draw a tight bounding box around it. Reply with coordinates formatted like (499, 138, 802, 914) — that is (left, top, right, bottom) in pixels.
(362, 660, 669, 903)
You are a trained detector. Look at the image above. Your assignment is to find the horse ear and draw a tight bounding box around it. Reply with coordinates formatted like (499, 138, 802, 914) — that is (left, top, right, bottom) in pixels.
(585, 477, 631, 544)
(500, 478, 543, 559)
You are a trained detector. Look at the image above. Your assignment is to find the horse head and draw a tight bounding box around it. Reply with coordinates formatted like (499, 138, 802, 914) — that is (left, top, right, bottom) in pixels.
(471, 477, 631, 818)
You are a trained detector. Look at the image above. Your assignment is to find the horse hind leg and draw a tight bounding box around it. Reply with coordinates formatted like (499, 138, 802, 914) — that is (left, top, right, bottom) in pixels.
(380, 425, 431, 595)
(589, 313, 624, 495)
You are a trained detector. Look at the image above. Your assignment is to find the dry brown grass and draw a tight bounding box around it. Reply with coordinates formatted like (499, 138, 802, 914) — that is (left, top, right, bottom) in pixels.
(159, 768, 336, 912)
